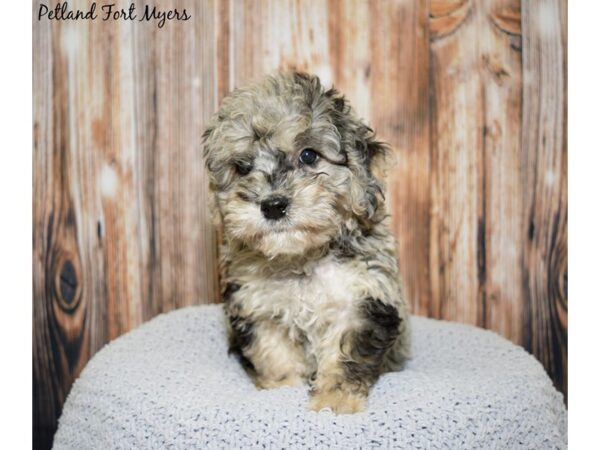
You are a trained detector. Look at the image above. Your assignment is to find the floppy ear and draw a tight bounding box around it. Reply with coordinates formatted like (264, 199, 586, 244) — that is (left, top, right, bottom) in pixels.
(202, 124, 219, 174)
(201, 123, 225, 230)
(325, 88, 388, 226)
(353, 135, 389, 226)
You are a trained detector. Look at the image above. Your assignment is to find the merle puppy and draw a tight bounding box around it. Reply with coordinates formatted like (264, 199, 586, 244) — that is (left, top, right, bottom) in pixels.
(202, 72, 410, 414)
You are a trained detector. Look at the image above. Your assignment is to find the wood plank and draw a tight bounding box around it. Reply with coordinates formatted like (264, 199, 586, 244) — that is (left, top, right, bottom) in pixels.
(33, 4, 57, 448)
(134, 0, 220, 319)
(87, 4, 144, 340)
(429, 0, 483, 324)
(521, 0, 568, 401)
(367, 0, 432, 317)
(479, 0, 524, 342)
(33, 2, 109, 445)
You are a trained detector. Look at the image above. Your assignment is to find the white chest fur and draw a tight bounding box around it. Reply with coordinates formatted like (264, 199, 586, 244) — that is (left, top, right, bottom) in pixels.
(238, 256, 367, 339)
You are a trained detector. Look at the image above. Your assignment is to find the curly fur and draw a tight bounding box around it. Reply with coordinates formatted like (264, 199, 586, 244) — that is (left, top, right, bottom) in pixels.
(203, 72, 411, 414)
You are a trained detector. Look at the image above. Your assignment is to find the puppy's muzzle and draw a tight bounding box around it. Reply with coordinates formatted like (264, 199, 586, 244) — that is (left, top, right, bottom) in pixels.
(261, 196, 289, 221)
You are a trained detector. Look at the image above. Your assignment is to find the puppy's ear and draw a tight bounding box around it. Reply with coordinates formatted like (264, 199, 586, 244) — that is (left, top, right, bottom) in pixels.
(326, 87, 388, 225)
(202, 124, 217, 173)
(353, 136, 389, 226)
(356, 135, 388, 187)
(202, 121, 231, 183)
(201, 123, 225, 230)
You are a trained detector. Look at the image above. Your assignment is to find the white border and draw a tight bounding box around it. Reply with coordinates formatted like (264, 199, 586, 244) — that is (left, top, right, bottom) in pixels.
(569, 0, 600, 448)
(1, 0, 595, 448)
(0, 1, 33, 448)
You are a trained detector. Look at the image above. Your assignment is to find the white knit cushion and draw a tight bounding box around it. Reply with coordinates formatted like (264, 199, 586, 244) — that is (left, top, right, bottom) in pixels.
(54, 305, 567, 449)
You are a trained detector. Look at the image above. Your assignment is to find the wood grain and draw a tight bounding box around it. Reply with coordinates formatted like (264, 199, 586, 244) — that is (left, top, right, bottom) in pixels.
(33, 6, 57, 447)
(134, 0, 219, 321)
(479, 0, 524, 343)
(367, 0, 431, 317)
(33, 7, 107, 446)
(429, 0, 482, 325)
(33, 1, 220, 448)
(33, 1, 568, 447)
(521, 0, 568, 400)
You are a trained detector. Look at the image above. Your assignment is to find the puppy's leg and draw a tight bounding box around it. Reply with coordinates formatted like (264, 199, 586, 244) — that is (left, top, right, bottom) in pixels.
(309, 297, 403, 414)
(231, 315, 309, 389)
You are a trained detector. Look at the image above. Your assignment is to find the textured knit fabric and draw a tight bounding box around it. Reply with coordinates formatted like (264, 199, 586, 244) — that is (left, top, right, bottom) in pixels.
(53, 304, 567, 449)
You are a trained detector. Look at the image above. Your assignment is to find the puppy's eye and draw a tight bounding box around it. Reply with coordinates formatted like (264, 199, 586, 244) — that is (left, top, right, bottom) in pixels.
(234, 161, 253, 176)
(299, 148, 319, 166)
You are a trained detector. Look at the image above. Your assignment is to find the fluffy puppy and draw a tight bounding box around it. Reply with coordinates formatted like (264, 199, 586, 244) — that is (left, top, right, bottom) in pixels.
(202, 72, 410, 414)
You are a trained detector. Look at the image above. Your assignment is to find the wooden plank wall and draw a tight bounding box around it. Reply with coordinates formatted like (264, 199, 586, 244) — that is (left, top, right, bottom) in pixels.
(33, 0, 567, 448)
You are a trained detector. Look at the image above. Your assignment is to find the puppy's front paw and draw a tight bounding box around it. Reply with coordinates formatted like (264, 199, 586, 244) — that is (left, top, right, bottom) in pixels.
(309, 388, 366, 414)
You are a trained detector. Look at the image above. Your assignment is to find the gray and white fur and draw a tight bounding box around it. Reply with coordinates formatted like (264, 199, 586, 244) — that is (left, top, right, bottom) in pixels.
(202, 72, 410, 414)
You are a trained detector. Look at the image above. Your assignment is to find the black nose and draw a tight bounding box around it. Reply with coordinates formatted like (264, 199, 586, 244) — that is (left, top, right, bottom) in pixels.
(260, 196, 289, 220)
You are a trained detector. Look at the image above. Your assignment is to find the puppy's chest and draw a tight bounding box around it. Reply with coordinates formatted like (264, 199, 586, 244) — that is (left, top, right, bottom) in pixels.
(240, 258, 363, 333)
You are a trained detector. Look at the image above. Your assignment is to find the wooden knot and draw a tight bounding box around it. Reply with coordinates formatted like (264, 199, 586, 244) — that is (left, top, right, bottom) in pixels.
(55, 258, 81, 312)
(430, 0, 472, 40)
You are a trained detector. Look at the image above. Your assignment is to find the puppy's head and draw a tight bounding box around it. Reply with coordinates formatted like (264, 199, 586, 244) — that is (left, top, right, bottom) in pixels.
(203, 72, 387, 258)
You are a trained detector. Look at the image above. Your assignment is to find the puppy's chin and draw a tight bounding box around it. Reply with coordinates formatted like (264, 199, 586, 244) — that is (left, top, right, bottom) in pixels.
(255, 228, 335, 258)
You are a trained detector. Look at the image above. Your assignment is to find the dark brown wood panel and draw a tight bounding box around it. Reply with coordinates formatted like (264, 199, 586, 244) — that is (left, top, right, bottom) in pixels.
(33, 7, 110, 447)
(521, 0, 568, 400)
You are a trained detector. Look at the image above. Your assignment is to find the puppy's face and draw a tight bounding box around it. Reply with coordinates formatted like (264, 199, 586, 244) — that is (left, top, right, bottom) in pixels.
(203, 73, 386, 258)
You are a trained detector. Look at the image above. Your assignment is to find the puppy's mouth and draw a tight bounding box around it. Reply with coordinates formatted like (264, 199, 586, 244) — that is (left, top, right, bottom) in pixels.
(269, 222, 293, 233)
(266, 223, 323, 235)
(247, 222, 326, 240)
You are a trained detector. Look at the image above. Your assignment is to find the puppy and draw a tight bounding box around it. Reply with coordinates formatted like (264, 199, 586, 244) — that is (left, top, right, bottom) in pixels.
(202, 72, 410, 414)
